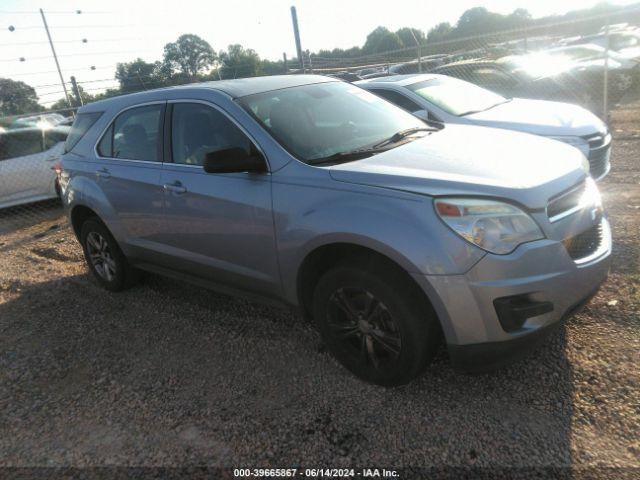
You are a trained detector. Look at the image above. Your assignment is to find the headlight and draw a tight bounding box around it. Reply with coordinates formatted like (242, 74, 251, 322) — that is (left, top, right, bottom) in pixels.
(434, 198, 544, 255)
(581, 177, 602, 209)
(547, 135, 590, 157)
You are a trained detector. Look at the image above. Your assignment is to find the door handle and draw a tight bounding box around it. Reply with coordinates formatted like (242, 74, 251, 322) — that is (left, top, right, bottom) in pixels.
(163, 181, 187, 194)
(96, 168, 111, 179)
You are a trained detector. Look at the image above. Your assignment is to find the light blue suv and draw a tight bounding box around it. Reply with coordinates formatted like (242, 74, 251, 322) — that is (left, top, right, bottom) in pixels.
(59, 75, 611, 385)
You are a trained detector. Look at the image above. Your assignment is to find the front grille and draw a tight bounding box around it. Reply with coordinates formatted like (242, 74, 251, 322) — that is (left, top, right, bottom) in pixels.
(563, 223, 603, 260)
(547, 182, 585, 221)
(582, 132, 611, 180)
(587, 145, 611, 180)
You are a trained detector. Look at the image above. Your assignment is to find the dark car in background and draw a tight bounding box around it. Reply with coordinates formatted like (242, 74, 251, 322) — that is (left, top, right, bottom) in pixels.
(8, 113, 67, 130)
(387, 54, 451, 75)
(327, 71, 362, 82)
(434, 45, 639, 113)
(565, 30, 640, 60)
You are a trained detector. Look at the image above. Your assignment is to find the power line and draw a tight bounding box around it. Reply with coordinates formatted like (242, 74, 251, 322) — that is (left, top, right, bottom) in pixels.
(0, 47, 161, 62)
(0, 35, 174, 48)
(10, 64, 122, 77)
(0, 10, 113, 15)
(4, 23, 175, 31)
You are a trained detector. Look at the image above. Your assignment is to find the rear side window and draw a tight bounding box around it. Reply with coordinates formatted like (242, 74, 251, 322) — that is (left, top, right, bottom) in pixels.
(97, 124, 113, 157)
(64, 112, 102, 153)
(370, 89, 422, 113)
(98, 104, 163, 161)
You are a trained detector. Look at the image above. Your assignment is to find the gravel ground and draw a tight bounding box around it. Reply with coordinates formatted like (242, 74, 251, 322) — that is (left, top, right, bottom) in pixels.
(0, 105, 639, 478)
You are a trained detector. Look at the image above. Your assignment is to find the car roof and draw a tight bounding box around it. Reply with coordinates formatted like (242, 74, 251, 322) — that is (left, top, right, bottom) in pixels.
(356, 73, 446, 87)
(79, 74, 338, 112)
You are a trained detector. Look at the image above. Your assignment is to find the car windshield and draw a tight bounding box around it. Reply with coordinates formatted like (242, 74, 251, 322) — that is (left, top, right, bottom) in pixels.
(238, 81, 426, 164)
(407, 77, 507, 116)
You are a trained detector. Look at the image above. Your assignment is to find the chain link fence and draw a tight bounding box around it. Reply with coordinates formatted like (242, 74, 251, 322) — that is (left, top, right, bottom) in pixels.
(305, 8, 640, 116)
(1, 6, 639, 234)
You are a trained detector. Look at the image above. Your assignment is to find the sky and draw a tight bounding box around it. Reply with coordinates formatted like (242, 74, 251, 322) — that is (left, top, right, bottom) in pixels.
(0, 0, 636, 108)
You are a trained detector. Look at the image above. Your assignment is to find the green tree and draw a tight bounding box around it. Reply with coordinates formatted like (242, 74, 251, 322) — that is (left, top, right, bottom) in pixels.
(456, 7, 505, 36)
(116, 58, 166, 93)
(395, 27, 426, 47)
(218, 44, 262, 79)
(163, 34, 216, 79)
(0, 78, 42, 117)
(261, 58, 287, 75)
(363, 26, 404, 54)
(48, 84, 93, 111)
(426, 22, 454, 43)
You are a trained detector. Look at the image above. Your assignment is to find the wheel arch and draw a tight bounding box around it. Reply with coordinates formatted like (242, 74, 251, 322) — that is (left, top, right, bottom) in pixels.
(295, 241, 439, 325)
(70, 204, 101, 240)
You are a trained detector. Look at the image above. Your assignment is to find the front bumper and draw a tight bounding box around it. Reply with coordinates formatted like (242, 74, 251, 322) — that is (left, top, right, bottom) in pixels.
(412, 218, 611, 370)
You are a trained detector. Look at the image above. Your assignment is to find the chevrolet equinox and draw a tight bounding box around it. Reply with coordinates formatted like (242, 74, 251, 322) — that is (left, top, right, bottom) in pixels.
(59, 75, 611, 386)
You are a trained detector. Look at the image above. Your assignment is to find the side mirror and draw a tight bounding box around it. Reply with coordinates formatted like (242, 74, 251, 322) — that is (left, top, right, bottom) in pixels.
(203, 147, 266, 174)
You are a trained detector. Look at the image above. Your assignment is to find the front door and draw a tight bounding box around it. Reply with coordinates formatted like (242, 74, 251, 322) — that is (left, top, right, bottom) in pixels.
(158, 101, 280, 298)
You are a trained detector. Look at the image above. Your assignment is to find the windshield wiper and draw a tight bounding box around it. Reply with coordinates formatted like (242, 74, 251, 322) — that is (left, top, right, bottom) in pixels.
(311, 126, 439, 166)
(372, 127, 436, 148)
(459, 98, 513, 116)
(310, 147, 387, 166)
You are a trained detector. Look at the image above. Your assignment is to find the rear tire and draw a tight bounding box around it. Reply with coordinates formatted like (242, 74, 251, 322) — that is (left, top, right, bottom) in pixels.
(312, 259, 440, 386)
(80, 219, 140, 291)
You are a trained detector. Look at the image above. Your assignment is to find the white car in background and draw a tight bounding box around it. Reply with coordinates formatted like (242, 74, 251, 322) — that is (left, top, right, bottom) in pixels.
(0, 125, 69, 209)
(357, 74, 612, 180)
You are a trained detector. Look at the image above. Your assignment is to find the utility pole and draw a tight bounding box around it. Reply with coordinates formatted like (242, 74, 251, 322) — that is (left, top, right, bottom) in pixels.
(40, 8, 72, 108)
(306, 50, 313, 73)
(283, 52, 288, 73)
(290, 6, 304, 72)
(410, 29, 422, 73)
(70, 76, 83, 106)
(603, 16, 610, 121)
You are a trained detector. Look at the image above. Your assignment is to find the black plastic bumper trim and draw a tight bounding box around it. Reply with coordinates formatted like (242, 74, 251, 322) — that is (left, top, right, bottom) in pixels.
(448, 284, 603, 373)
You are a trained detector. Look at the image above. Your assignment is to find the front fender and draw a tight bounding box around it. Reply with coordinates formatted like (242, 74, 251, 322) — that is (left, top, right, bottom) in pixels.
(272, 165, 484, 305)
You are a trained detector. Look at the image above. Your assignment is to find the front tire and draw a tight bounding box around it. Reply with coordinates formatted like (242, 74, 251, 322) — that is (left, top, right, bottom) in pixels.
(313, 260, 440, 386)
(80, 219, 139, 291)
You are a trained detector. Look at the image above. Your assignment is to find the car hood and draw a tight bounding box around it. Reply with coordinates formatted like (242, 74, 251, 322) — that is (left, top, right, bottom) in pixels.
(465, 98, 607, 137)
(328, 124, 586, 210)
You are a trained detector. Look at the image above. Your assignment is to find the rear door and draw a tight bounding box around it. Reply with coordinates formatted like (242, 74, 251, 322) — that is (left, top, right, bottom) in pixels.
(93, 102, 166, 260)
(157, 100, 279, 298)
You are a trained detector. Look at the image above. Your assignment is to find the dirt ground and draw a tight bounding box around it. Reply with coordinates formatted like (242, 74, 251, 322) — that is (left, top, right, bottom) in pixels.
(0, 104, 638, 478)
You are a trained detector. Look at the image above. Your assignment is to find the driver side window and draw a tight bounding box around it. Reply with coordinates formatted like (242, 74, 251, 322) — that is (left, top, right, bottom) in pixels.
(171, 103, 253, 166)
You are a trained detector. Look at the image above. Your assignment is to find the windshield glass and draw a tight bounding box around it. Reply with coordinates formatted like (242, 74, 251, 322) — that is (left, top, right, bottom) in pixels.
(238, 82, 425, 163)
(407, 77, 507, 116)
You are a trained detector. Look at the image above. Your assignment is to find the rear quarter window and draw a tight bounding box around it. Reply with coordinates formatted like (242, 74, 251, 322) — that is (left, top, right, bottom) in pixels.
(64, 112, 103, 153)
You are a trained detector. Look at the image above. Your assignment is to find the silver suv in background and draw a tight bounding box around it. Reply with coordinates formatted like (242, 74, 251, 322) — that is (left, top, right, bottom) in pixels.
(357, 74, 612, 180)
(59, 76, 611, 386)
